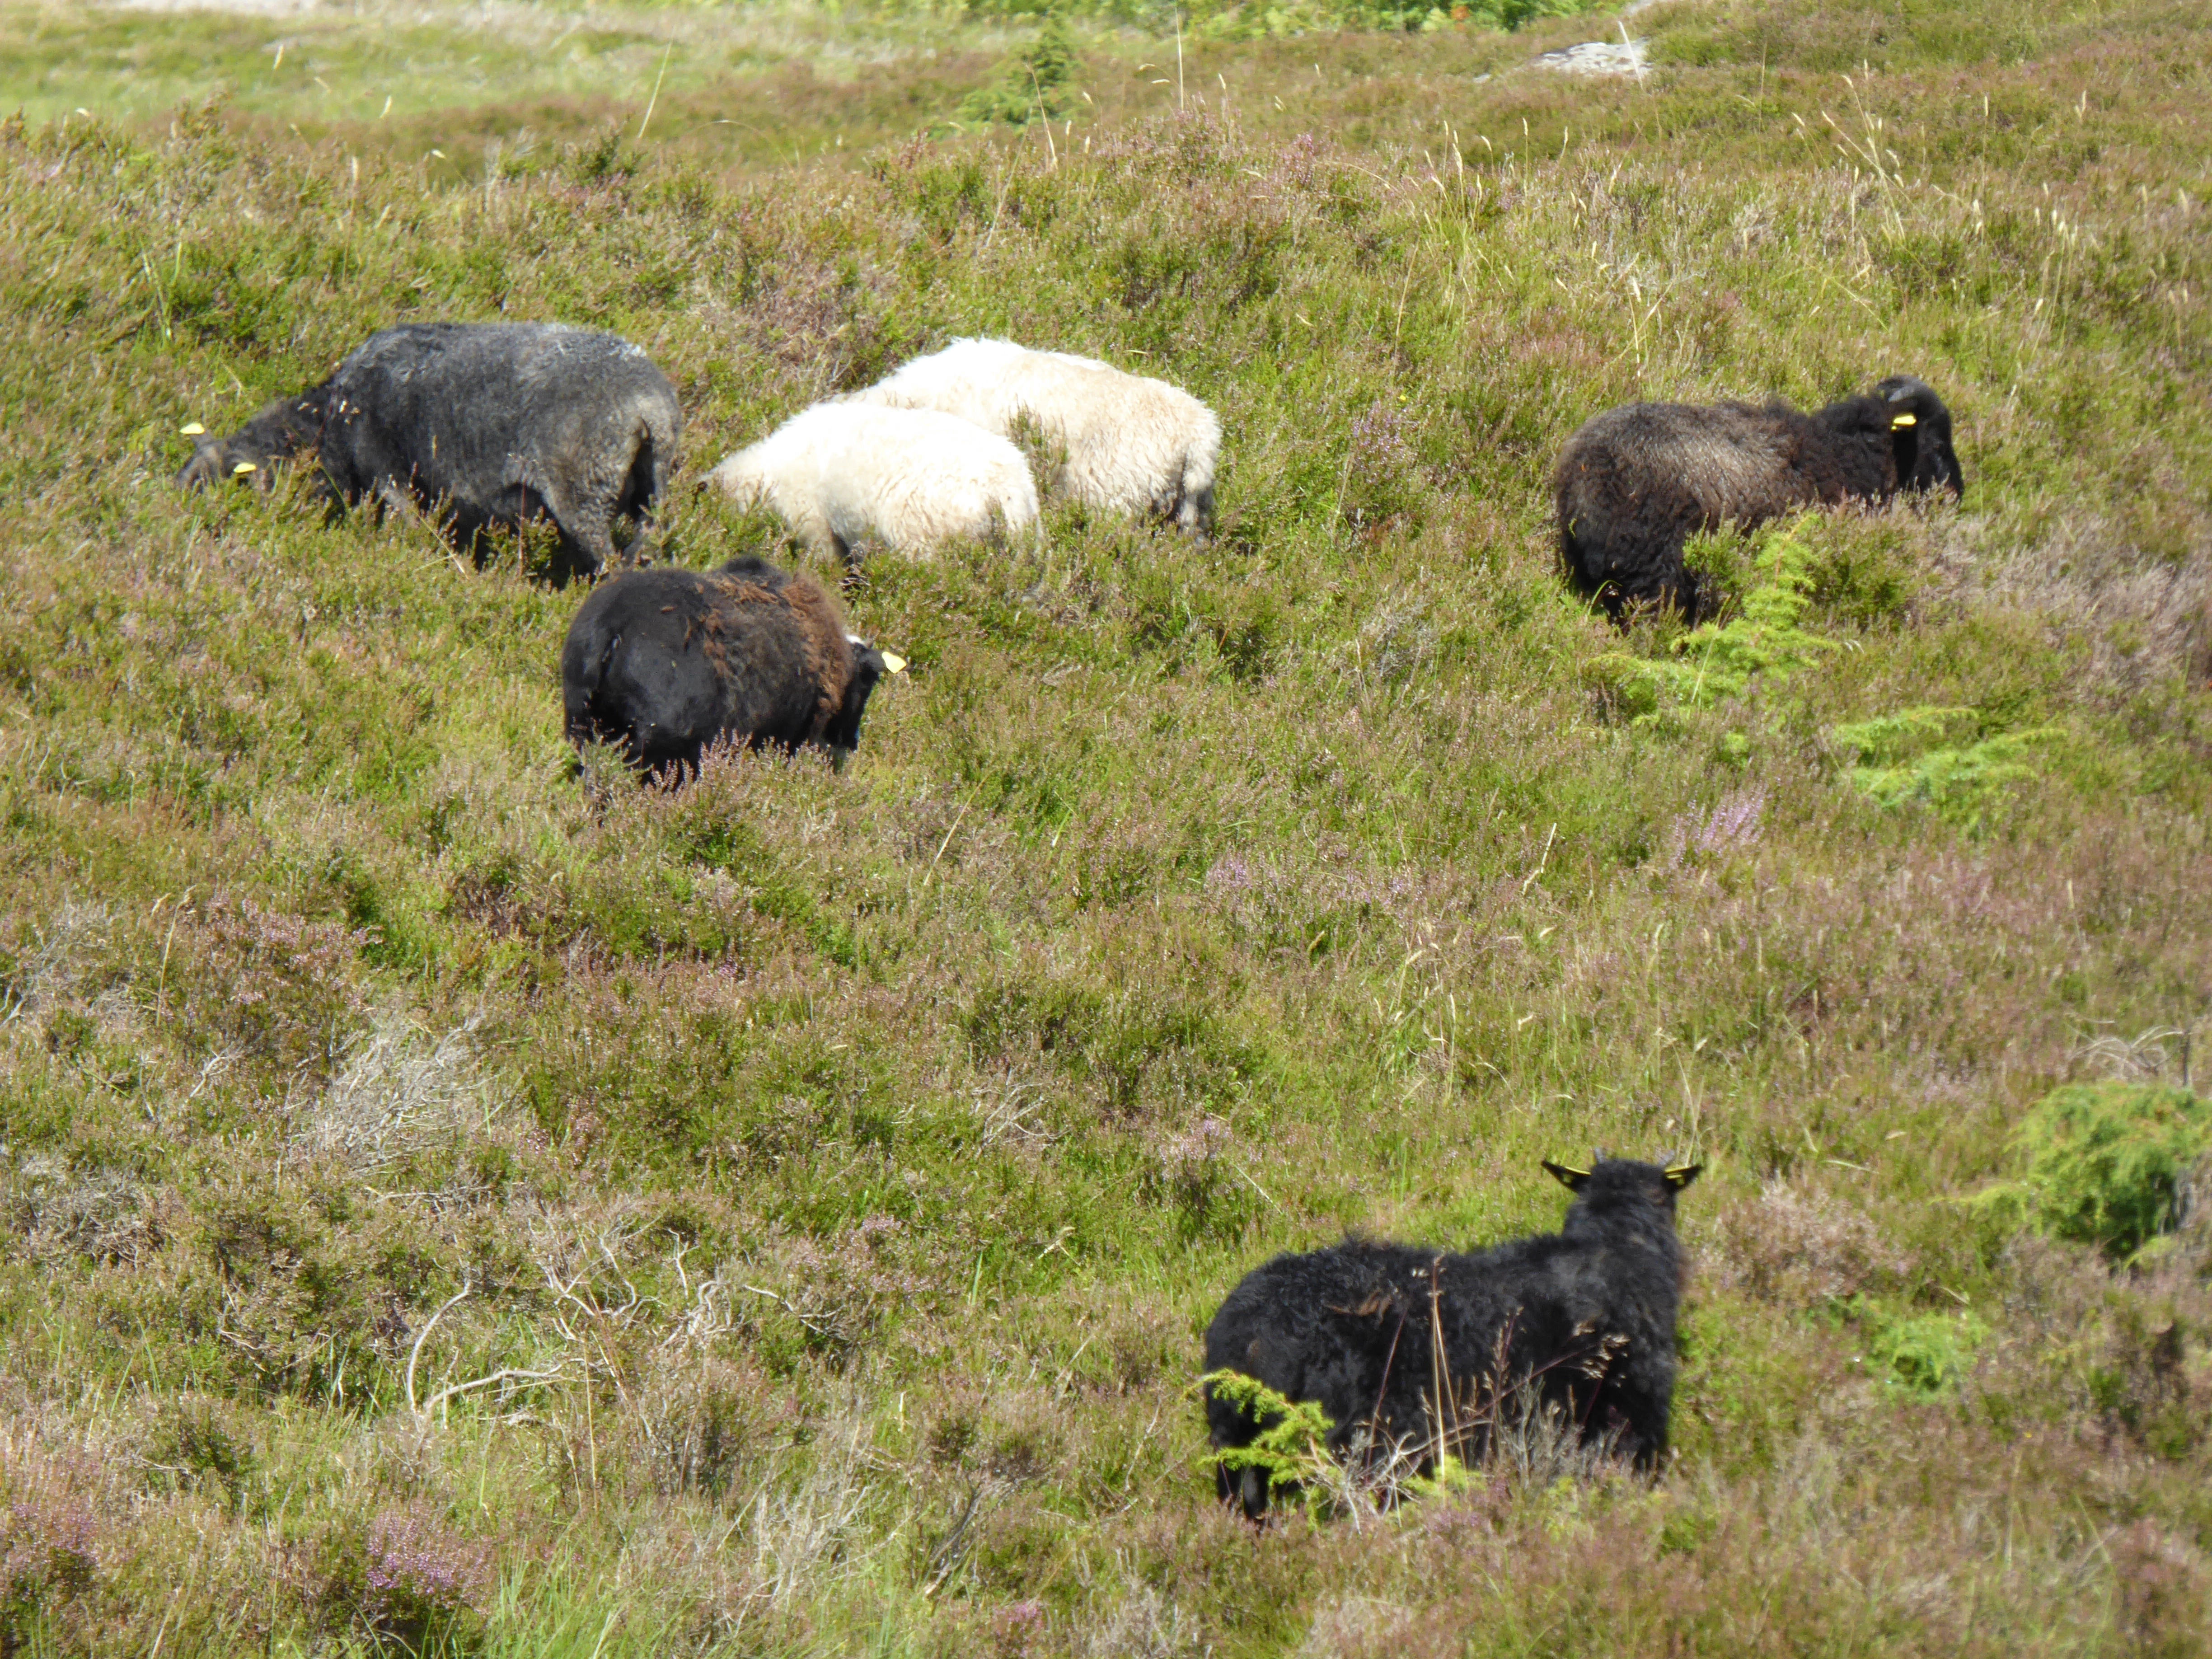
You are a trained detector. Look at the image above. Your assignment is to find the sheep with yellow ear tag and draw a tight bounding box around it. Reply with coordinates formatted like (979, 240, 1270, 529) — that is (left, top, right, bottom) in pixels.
(1553, 372, 1964, 623)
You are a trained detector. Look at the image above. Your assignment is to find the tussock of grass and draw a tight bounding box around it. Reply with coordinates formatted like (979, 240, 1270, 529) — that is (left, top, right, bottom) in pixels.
(1, 0, 2210, 1651)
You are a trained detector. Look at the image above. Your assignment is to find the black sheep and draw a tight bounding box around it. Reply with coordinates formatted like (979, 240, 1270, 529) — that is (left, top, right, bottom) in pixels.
(178, 322, 680, 581)
(1203, 1155, 1700, 1518)
(561, 555, 900, 778)
(1553, 376, 1964, 621)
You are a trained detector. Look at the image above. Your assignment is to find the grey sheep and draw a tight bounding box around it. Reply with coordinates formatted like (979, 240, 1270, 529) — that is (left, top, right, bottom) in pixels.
(178, 322, 680, 581)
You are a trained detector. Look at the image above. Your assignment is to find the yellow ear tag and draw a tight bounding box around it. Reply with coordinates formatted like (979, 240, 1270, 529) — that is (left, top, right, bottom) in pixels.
(180, 422, 206, 436)
(1890, 412, 1917, 428)
(232, 460, 257, 474)
(881, 651, 908, 675)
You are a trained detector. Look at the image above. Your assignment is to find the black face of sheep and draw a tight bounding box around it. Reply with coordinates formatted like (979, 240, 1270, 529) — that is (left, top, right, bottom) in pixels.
(175, 393, 330, 495)
(178, 323, 681, 583)
(825, 637, 890, 758)
(560, 554, 901, 783)
(1872, 375, 1965, 501)
(1201, 1154, 1701, 1519)
(1553, 376, 1966, 623)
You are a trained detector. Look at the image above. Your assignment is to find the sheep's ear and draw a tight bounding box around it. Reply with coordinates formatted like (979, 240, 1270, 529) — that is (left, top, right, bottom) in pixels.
(1663, 1162, 1703, 1191)
(1542, 1160, 1592, 1192)
(1890, 412, 1917, 429)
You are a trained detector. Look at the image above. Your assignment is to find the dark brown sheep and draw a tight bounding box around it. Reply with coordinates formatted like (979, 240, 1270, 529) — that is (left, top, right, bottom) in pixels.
(1553, 376, 1964, 621)
(561, 555, 899, 778)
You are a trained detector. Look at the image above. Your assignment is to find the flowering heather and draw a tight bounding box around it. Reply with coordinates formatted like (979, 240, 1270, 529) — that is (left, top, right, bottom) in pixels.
(1662, 786, 1767, 865)
(363, 1508, 492, 1623)
(2, 1504, 98, 1604)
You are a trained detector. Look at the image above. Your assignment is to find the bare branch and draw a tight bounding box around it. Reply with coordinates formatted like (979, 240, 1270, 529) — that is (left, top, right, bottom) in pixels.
(405, 1279, 473, 1416)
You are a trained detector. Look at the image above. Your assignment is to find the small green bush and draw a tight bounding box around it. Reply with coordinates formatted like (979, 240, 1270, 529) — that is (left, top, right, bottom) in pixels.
(1861, 1306, 1990, 1398)
(1976, 1082, 2212, 1261)
(957, 18, 1078, 128)
(1677, 525, 1758, 614)
(1199, 1370, 1335, 1514)
(1830, 705, 2063, 835)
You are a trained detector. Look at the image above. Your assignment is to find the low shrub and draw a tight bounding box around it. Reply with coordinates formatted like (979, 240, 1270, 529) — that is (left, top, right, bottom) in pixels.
(1830, 705, 2064, 835)
(1586, 519, 1835, 723)
(1199, 1370, 1335, 1517)
(1860, 1305, 1990, 1399)
(1976, 1082, 2212, 1262)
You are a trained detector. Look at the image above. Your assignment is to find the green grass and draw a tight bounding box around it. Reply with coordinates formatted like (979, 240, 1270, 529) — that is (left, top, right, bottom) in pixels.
(1, 0, 2210, 1652)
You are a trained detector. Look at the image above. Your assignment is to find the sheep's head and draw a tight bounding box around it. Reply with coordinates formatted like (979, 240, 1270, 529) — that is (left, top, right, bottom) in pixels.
(1874, 375, 1965, 501)
(1546, 1155, 1702, 1223)
(825, 633, 905, 763)
(700, 454, 769, 507)
(175, 431, 272, 492)
(174, 394, 322, 492)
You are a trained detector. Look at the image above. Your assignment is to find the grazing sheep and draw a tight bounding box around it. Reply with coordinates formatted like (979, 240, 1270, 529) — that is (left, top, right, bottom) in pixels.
(1203, 1155, 1701, 1518)
(1553, 376, 1964, 620)
(701, 403, 1039, 563)
(849, 337, 1221, 531)
(561, 554, 902, 777)
(178, 322, 680, 580)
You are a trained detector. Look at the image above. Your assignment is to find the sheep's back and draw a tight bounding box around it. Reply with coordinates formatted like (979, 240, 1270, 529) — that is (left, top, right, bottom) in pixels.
(329, 323, 676, 508)
(1556, 400, 1814, 533)
(700, 572, 850, 741)
(861, 344, 1216, 516)
(1204, 1242, 1440, 1425)
(813, 405, 1037, 548)
(1004, 360, 1218, 513)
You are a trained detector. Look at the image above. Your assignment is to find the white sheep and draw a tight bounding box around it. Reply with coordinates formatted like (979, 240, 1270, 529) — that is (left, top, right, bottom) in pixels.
(849, 337, 1221, 531)
(702, 403, 1040, 562)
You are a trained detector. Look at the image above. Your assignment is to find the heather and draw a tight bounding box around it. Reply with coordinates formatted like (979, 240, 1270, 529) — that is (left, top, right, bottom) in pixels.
(0, 0, 2209, 1652)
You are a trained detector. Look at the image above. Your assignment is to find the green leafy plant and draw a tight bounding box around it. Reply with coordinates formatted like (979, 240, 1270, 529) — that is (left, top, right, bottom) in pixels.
(1973, 1082, 2212, 1262)
(1868, 1308, 1990, 1398)
(1198, 1371, 1336, 1516)
(1585, 520, 1836, 723)
(957, 18, 1079, 129)
(1830, 705, 2063, 834)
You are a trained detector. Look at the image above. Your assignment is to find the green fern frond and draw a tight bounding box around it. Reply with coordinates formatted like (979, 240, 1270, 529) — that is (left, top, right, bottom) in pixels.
(1585, 517, 1836, 722)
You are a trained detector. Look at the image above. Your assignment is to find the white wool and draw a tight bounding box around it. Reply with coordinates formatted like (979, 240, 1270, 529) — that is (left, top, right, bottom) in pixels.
(850, 337, 1221, 530)
(703, 403, 1039, 561)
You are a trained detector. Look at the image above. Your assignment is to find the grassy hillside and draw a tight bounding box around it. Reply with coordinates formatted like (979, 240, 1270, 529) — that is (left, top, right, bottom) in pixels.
(2, 0, 2209, 1653)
